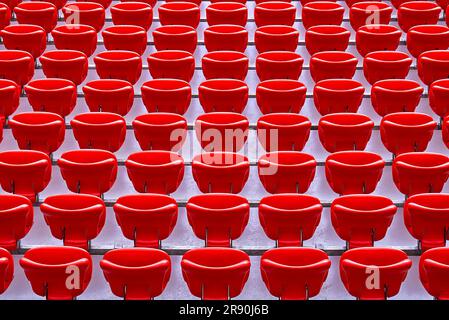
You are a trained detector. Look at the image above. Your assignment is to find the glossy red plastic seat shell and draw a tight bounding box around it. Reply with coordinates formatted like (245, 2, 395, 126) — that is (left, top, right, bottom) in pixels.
(418, 50, 449, 86)
(158, 2, 200, 28)
(258, 152, 316, 194)
(102, 25, 148, 55)
(392, 152, 449, 196)
(257, 113, 311, 151)
(325, 151, 385, 195)
(141, 79, 191, 114)
(309, 51, 358, 82)
(0, 248, 13, 293)
(349, 2, 392, 31)
(24, 78, 77, 117)
(100, 248, 171, 300)
(9, 112, 65, 154)
(331, 195, 396, 249)
(195, 112, 249, 152)
(305, 25, 350, 55)
(191, 152, 249, 193)
(407, 25, 449, 58)
(318, 113, 374, 152)
(370, 79, 423, 116)
(0, 194, 33, 251)
(363, 51, 412, 85)
(1, 24, 46, 58)
(259, 194, 322, 247)
(404, 194, 449, 252)
(356, 24, 402, 57)
(94, 50, 142, 84)
(202, 51, 249, 80)
(133, 113, 187, 151)
(51, 25, 98, 57)
(125, 151, 185, 194)
(62, 2, 105, 32)
(261, 247, 331, 300)
(254, 1, 296, 27)
(40, 50, 88, 86)
(181, 248, 250, 300)
(256, 80, 307, 114)
(58, 149, 118, 196)
(206, 2, 247, 26)
(397, 1, 441, 32)
(340, 248, 412, 299)
(40, 194, 106, 249)
(147, 50, 195, 82)
(302, 1, 344, 30)
(0, 79, 20, 117)
(0, 50, 34, 86)
(110, 2, 153, 30)
(20, 246, 92, 300)
(186, 193, 249, 247)
(71, 112, 126, 152)
(256, 51, 304, 81)
(0, 3, 11, 30)
(420, 247, 449, 299)
(255, 25, 299, 53)
(429, 79, 449, 118)
(313, 79, 364, 115)
(204, 25, 248, 52)
(380, 112, 436, 155)
(14, 1, 57, 33)
(83, 79, 134, 116)
(153, 25, 197, 54)
(198, 79, 248, 113)
(113, 194, 178, 248)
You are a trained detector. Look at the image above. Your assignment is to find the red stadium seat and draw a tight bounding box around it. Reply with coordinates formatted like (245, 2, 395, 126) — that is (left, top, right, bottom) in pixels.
(440, 0, 449, 9)
(141, 79, 191, 114)
(83, 79, 134, 116)
(202, 51, 249, 80)
(325, 151, 385, 195)
(110, 2, 153, 30)
(255, 25, 299, 53)
(430, 79, 449, 118)
(309, 51, 358, 82)
(331, 195, 396, 249)
(0, 79, 20, 118)
(40, 50, 88, 86)
(370, 79, 423, 116)
(125, 151, 184, 194)
(40, 194, 106, 250)
(420, 247, 449, 299)
(257, 113, 311, 151)
(181, 248, 250, 300)
(24, 78, 77, 117)
(380, 112, 436, 155)
(259, 194, 322, 247)
(1, 24, 46, 58)
(192, 152, 249, 193)
(302, 2, 344, 30)
(392, 152, 449, 196)
(206, 2, 247, 26)
(102, 25, 147, 56)
(258, 152, 316, 194)
(313, 79, 364, 114)
(71, 112, 126, 152)
(256, 80, 306, 114)
(349, 2, 392, 31)
(305, 25, 350, 55)
(0, 194, 33, 251)
(153, 25, 197, 54)
(158, 2, 200, 28)
(442, 116, 449, 148)
(100, 248, 171, 300)
(186, 193, 249, 247)
(62, 2, 105, 33)
(397, 1, 441, 32)
(40, 0, 67, 10)
(198, 79, 248, 113)
(254, 1, 296, 27)
(0, 248, 13, 294)
(94, 50, 142, 84)
(340, 248, 412, 299)
(356, 24, 401, 57)
(407, 25, 449, 58)
(9, 112, 65, 154)
(14, 1, 57, 33)
(204, 25, 248, 52)
(404, 193, 449, 252)
(195, 112, 249, 152)
(418, 50, 449, 86)
(51, 25, 98, 57)
(0, 0, 18, 10)
(113, 194, 178, 247)
(255, 51, 303, 81)
(0, 150, 51, 201)
(58, 149, 118, 196)
(363, 51, 412, 85)
(133, 113, 187, 151)
(0, 3, 11, 30)
(0, 50, 34, 87)
(147, 50, 195, 82)
(20, 246, 92, 300)
(318, 113, 374, 152)
(261, 247, 331, 300)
